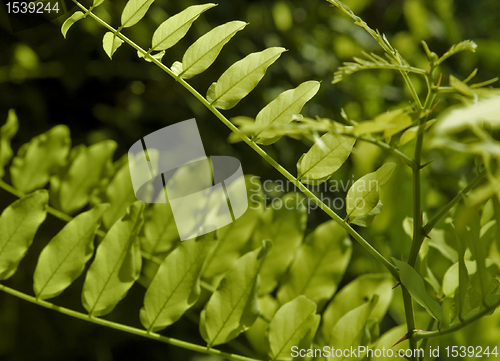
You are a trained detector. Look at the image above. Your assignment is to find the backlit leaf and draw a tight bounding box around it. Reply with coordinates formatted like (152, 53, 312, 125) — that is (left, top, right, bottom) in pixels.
(267, 296, 319, 361)
(180, 21, 247, 79)
(254, 81, 320, 145)
(350, 200, 383, 227)
(33, 204, 109, 299)
(82, 202, 144, 316)
(199, 241, 270, 347)
(140, 234, 214, 332)
(0, 109, 18, 179)
(277, 221, 351, 308)
(0, 190, 48, 281)
(151, 3, 216, 51)
(61, 11, 85, 39)
(207, 47, 286, 110)
(10, 125, 71, 193)
(103, 32, 124, 60)
(297, 132, 355, 184)
(121, 0, 154, 28)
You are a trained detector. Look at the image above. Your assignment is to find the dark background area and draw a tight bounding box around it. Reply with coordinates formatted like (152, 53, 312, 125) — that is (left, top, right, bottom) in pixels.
(1, 0, 499, 360)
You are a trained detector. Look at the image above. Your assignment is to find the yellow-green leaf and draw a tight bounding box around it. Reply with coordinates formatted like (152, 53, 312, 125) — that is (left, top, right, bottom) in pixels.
(103, 32, 124, 60)
(0, 109, 18, 179)
(61, 11, 85, 39)
(121, 0, 154, 28)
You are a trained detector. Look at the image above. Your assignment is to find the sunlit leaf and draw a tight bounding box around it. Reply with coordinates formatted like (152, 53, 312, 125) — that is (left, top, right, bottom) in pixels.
(140, 234, 215, 332)
(254, 81, 320, 145)
(267, 296, 319, 361)
(350, 200, 383, 227)
(297, 133, 355, 185)
(0, 109, 18, 179)
(277, 221, 351, 308)
(199, 241, 270, 347)
(450, 75, 475, 97)
(121, 0, 154, 28)
(33, 204, 109, 299)
(61, 11, 85, 38)
(180, 21, 247, 79)
(207, 47, 286, 110)
(103, 32, 124, 60)
(82, 202, 144, 316)
(151, 3, 216, 51)
(0, 190, 48, 281)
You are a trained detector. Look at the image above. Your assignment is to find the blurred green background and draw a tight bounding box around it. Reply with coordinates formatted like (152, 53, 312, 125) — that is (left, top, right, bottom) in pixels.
(1, 0, 500, 360)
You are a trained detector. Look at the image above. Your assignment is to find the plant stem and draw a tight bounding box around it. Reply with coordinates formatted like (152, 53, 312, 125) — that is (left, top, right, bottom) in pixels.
(0, 284, 262, 361)
(70, 0, 399, 280)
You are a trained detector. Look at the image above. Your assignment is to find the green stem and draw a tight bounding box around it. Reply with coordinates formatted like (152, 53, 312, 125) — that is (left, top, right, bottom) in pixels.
(422, 170, 486, 235)
(0, 284, 262, 361)
(70, 0, 398, 280)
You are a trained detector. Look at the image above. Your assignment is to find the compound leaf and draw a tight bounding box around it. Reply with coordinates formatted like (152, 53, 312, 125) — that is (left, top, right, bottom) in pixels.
(151, 3, 216, 51)
(140, 234, 214, 332)
(82, 202, 144, 316)
(0, 190, 48, 281)
(0, 109, 18, 179)
(199, 241, 270, 347)
(180, 21, 247, 79)
(33, 204, 109, 299)
(10, 125, 71, 193)
(121, 0, 154, 28)
(207, 47, 286, 110)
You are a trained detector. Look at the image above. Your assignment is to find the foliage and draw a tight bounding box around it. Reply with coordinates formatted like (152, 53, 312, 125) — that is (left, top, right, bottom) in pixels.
(1, 0, 500, 360)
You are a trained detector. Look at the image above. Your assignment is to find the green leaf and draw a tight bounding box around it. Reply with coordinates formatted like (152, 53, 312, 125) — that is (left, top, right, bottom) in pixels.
(393, 259, 442, 322)
(61, 11, 85, 39)
(199, 241, 270, 347)
(320, 274, 393, 343)
(33, 204, 109, 299)
(267, 296, 319, 361)
(297, 133, 355, 184)
(254, 81, 320, 145)
(207, 47, 287, 110)
(180, 21, 247, 79)
(0, 109, 19, 179)
(140, 234, 215, 332)
(346, 162, 396, 219)
(399, 119, 435, 146)
(258, 193, 307, 295)
(277, 221, 351, 308)
(93, 0, 105, 7)
(10, 125, 71, 193)
(0, 190, 48, 281)
(121, 0, 155, 28)
(327, 297, 378, 361)
(151, 3, 217, 51)
(350, 199, 383, 227)
(442, 260, 476, 298)
(57, 140, 116, 214)
(437, 40, 477, 65)
(82, 202, 144, 316)
(103, 32, 124, 60)
(450, 75, 475, 97)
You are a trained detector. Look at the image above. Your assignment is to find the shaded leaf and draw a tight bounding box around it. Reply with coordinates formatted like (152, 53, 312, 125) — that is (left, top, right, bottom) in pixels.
(121, 0, 154, 28)
(277, 221, 351, 308)
(350, 200, 383, 227)
(180, 21, 247, 79)
(199, 241, 270, 347)
(297, 133, 355, 184)
(267, 296, 319, 361)
(450, 75, 475, 97)
(254, 81, 320, 145)
(82, 202, 144, 316)
(0, 109, 18, 179)
(103, 32, 124, 60)
(399, 119, 435, 146)
(10, 125, 71, 193)
(140, 234, 214, 332)
(33, 204, 109, 299)
(207, 47, 286, 110)
(393, 259, 442, 322)
(61, 11, 85, 38)
(151, 3, 216, 51)
(0, 190, 48, 281)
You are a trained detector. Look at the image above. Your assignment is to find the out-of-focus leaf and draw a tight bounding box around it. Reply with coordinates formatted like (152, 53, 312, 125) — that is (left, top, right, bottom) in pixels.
(254, 81, 320, 145)
(0, 190, 48, 281)
(103, 32, 124, 60)
(140, 234, 214, 332)
(93, 0, 105, 7)
(399, 119, 435, 146)
(450, 75, 475, 97)
(10, 125, 70, 193)
(33, 204, 109, 299)
(121, 0, 154, 28)
(297, 133, 355, 185)
(371, 324, 408, 360)
(442, 260, 476, 298)
(82, 202, 144, 316)
(61, 11, 85, 38)
(199, 242, 270, 347)
(207, 47, 286, 110)
(437, 40, 477, 65)
(0, 109, 18, 179)
(394, 259, 442, 322)
(277, 221, 351, 308)
(267, 296, 319, 361)
(180, 21, 247, 79)
(346, 163, 396, 220)
(258, 193, 307, 295)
